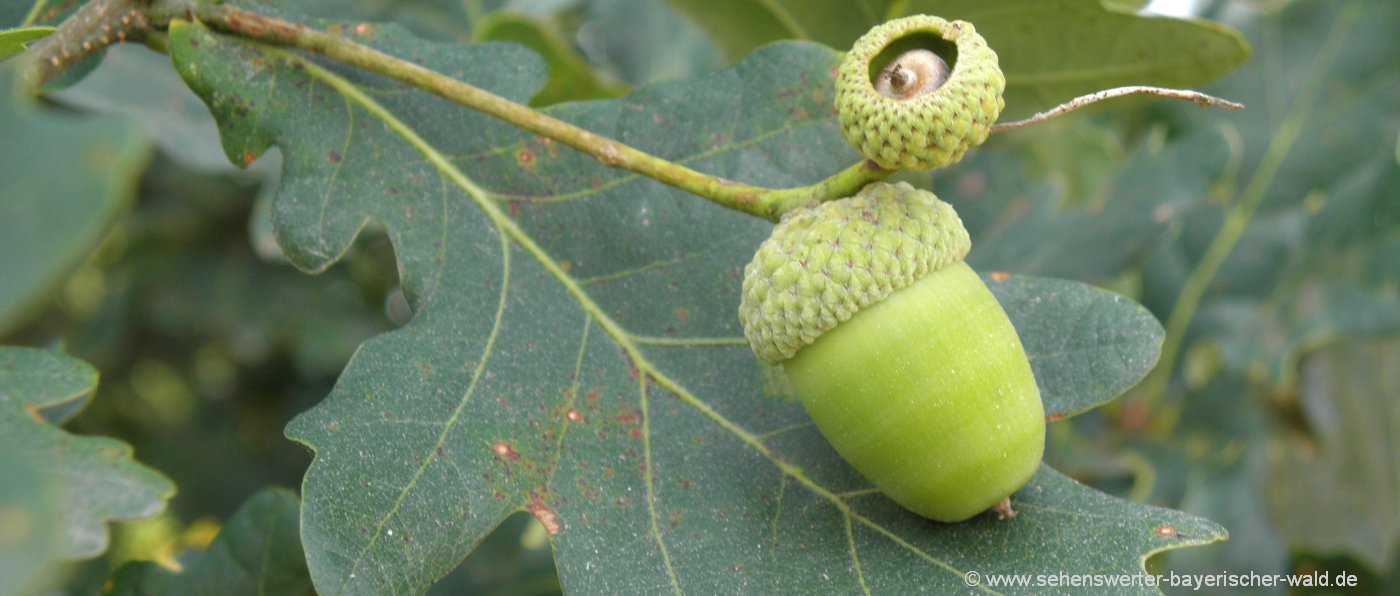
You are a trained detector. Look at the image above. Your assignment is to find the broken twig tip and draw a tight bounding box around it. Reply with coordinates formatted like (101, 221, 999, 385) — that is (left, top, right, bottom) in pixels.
(990, 86, 1244, 133)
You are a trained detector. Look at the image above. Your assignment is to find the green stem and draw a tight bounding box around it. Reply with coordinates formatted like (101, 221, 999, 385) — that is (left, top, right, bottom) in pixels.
(1135, 0, 1363, 414)
(147, 1, 891, 221)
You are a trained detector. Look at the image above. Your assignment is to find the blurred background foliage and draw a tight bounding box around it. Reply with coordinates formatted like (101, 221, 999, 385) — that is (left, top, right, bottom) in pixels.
(1, 0, 1395, 593)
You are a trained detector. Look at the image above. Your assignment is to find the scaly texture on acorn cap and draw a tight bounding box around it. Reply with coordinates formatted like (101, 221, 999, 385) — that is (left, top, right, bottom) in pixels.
(740, 182, 971, 365)
(836, 15, 1005, 170)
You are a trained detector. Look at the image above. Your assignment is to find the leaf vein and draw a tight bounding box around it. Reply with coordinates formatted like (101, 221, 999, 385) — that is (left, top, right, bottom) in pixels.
(640, 376, 682, 594)
(844, 511, 871, 595)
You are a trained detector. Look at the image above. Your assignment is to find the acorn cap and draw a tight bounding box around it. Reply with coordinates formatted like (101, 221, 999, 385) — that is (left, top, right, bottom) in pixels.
(836, 15, 1005, 170)
(740, 182, 971, 365)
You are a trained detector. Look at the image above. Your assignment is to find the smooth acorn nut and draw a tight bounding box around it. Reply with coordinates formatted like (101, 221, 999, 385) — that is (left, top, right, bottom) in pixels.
(739, 182, 1044, 522)
(836, 15, 1006, 170)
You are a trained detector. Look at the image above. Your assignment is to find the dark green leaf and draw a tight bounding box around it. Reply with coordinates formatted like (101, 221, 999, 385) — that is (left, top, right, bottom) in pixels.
(989, 274, 1165, 420)
(109, 488, 312, 596)
(0, 347, 174, 559)
(0, 64, 150, 334)
(0, 340, 94, 423)
(169, 14, 1216, 593)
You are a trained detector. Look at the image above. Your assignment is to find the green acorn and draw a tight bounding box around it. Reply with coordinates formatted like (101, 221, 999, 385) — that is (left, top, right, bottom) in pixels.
(740, 182, 1044, 522)
(835, 15, 1006, 170)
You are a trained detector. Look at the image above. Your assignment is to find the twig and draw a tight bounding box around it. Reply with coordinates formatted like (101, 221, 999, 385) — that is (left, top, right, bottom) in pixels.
(29, 1, 1244, 222)
(990, 86, 1243, 133)
(23, 0, 151, 85)
(144, 1, 890, 221)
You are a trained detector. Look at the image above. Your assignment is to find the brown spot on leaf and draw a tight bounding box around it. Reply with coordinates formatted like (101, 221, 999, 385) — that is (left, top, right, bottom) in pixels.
(516, 148, 535, 168)
(990, 271, 1010, 282)
(1045, 412, 1067, 422)
(491, 441, 520, 461)
(354, 23, 373, 35)
(328, 149, 341, 164)
(567, 409, 583, 422)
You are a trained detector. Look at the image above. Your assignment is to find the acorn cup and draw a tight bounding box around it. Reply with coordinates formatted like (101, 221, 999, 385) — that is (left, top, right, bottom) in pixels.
(835, 15, 1006, 170)
(739, 182, 1044, 522)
